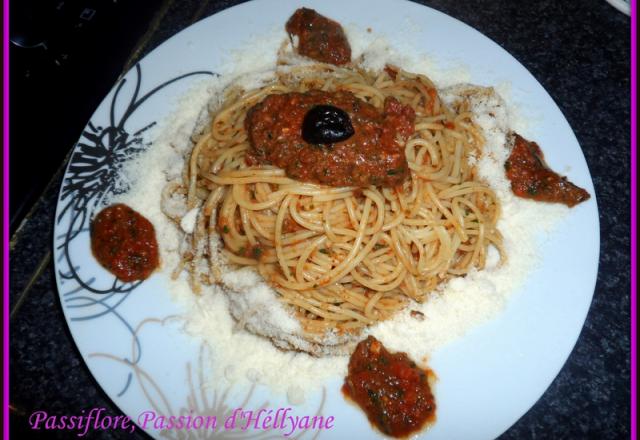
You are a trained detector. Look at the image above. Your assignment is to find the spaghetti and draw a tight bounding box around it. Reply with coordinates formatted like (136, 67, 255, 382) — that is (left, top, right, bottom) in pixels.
(162, 63, 505, 340)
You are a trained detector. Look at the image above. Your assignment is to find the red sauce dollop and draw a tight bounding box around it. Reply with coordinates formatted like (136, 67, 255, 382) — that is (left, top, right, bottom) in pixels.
(343, 336, 436, 438)
(90, 203, 159, 282)
(285, 8, 351, 65)
(245, 90, 415, 187)
(505, 133, 590, 207)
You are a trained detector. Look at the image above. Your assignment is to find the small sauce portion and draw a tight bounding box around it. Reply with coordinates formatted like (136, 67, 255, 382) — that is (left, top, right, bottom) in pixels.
(505, 133, 590, 207)
(245, 90, 415, 187)
(285, 7, 351, 65)
(90, 203, 159, 282)
(343, 336, 436, 438)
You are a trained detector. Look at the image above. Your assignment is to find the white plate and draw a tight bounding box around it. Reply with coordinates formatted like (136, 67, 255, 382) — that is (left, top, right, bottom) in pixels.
(605, 0, 631, 15)
(53, 0, 600, 438)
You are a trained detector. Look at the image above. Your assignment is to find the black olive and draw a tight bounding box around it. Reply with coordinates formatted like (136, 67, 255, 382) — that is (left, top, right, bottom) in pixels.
(302, 105, 354, 145)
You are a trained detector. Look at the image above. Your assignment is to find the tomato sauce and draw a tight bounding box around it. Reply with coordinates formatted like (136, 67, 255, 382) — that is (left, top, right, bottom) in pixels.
(90, 203, 159, 282)
(343, 336, 436, 438)
(245, 90, 415, 188)
(285, 8, 351, 66)
(239, 243, 265, 260)
(505, 133, 590, 207)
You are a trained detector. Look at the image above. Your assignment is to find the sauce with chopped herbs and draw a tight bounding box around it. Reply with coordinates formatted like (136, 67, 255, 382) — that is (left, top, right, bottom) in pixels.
(238, 244, 264, 260)
(343, 336, 436, 438)
(90, 204, 159, 282)
(285, 8, 351, 65)
(505, 133, 590, 207)
(245, 90, 414, 187)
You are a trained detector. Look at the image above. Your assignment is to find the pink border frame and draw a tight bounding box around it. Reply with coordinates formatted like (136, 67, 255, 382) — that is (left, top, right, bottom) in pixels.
(1, 1, 636, 439)
(3, 0, 10, 438)
(630, 1, 637, 439)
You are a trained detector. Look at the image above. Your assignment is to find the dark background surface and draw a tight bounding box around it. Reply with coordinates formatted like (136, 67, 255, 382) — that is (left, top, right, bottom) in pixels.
(9, 0, 631, 438)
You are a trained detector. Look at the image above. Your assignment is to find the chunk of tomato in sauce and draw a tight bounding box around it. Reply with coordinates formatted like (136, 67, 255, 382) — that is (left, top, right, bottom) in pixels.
(505, 133, 590, 207)
(90, 203, 159, 282)
(285, 8, 351, 66)
(343, 336, 436, 438)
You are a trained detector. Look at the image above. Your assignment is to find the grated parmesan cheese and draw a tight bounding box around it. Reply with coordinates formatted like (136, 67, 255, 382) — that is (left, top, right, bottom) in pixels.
(180, 207, 199, 234)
